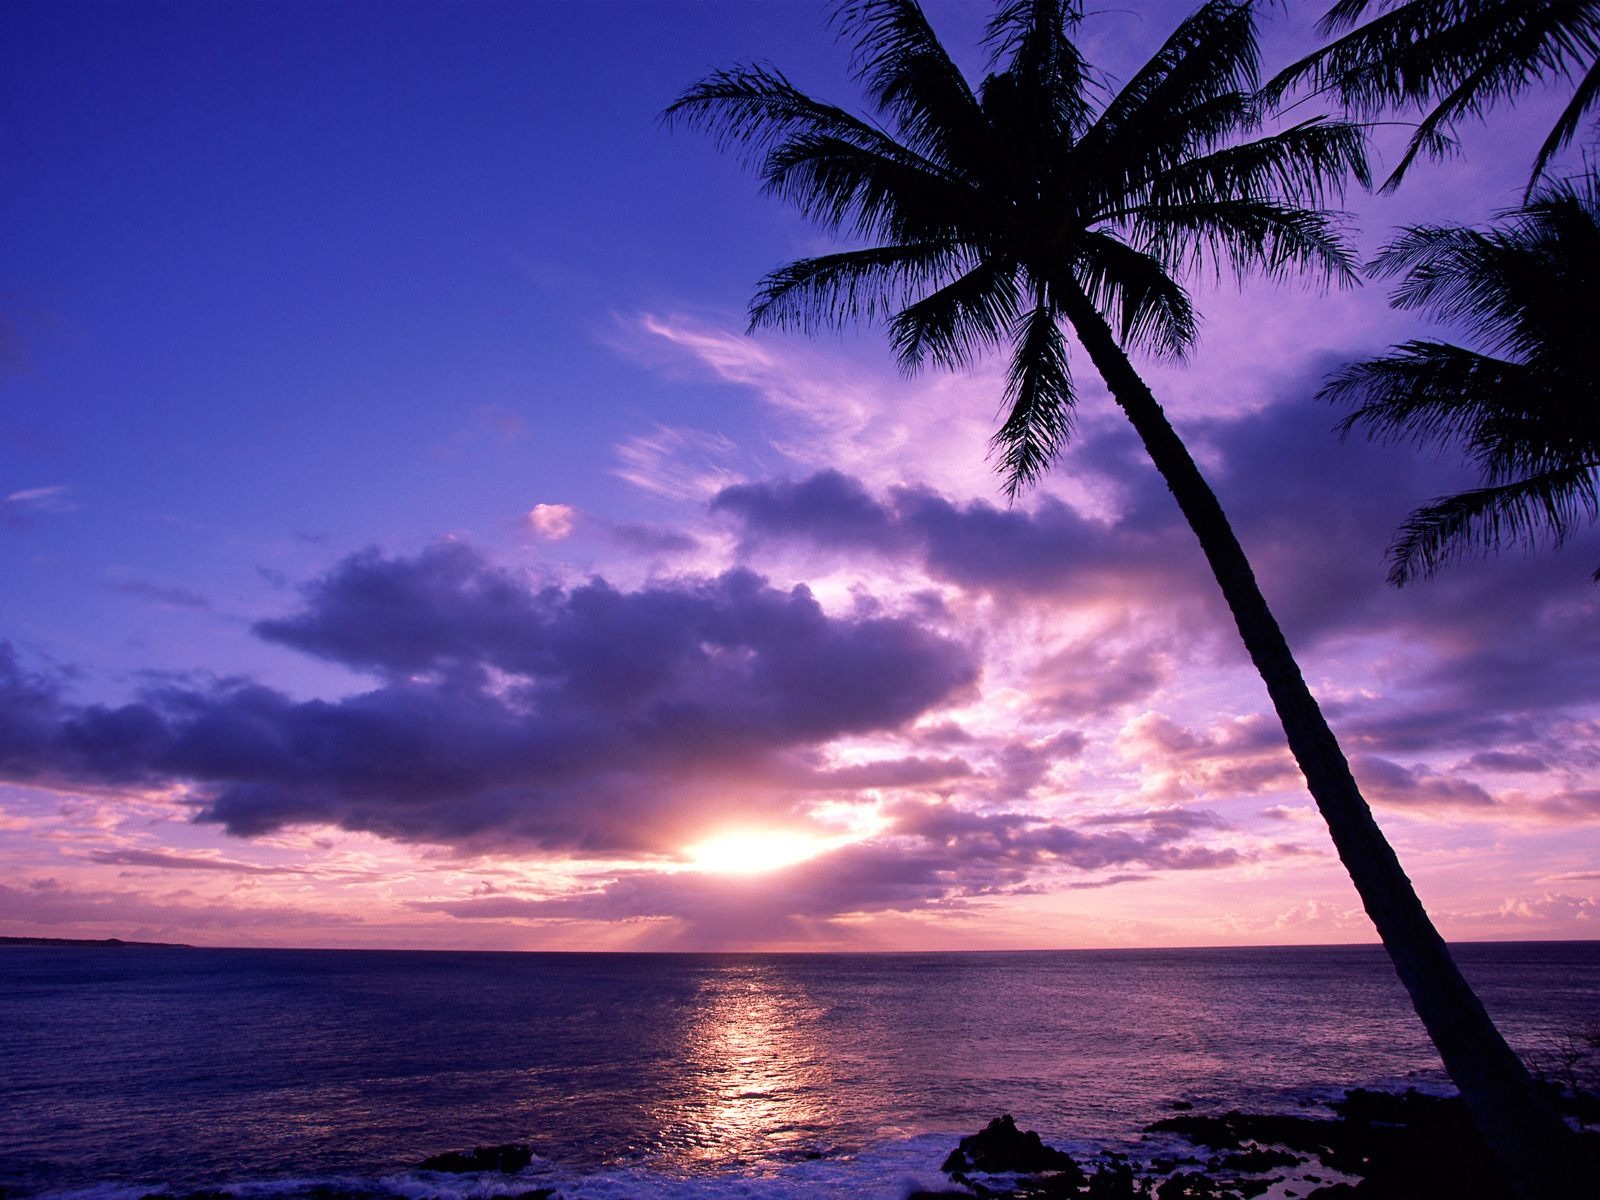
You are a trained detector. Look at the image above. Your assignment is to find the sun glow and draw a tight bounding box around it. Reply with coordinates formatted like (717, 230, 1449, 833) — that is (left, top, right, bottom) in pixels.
(683, 830, 828, 875)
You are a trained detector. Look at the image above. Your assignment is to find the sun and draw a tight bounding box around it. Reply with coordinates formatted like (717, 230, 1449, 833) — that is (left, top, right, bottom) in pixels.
(683, 829, 827, 875)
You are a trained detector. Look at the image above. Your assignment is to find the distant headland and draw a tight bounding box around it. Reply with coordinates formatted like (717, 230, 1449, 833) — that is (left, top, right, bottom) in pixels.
(0, 936, 192, 949)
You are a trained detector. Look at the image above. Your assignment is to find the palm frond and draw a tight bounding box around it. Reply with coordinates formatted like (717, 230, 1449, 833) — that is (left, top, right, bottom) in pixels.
(1120, 117, 1371, 214)
(1331, 170, 1600, 583)
(1531, 56, 1600, 187)
(1268, 0, 1600, 191)
(1124, 196, 1360, 287)
(887, 258, 1021, 369)
(761, 132, 974, 242)
(983, 0, 1094, 139)
(993, 303, 1076, 496)
(664, 65, 895, 162)
(1323, 341, 1533, 449)
(1387, 462, 1600, 584)
(1081, 0, 1260, 182)
(1069, 232, 1198, 360)
(748, 242, 966, 334)
(831, 0, 989, 169)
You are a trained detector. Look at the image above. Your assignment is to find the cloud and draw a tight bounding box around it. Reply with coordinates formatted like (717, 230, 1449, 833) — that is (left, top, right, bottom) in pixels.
(2, 484, 74, 528)
(602, 522, 700, 556)
(82, 847, 302, 875)
(524, 503, 577, 540)
(411, 799, 1243, 944)
(1118, 712, 1299, 798)
(1462, 750, 1550, 775)
(714, 377, 1600, 771)
(612, 424, 744, 501)
(0, 879, 354, 935)
(714, 469, 1195, 605)
(107, 579, 214, 611)
(1534, 790, 1600, 821)
(1350, 755, 1496, 810)
(0, 546, 978, 855)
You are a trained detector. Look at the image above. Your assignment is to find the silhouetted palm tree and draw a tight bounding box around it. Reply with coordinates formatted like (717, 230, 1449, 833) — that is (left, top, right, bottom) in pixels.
(1272, 0, 1600, 192)
(668, 1, 1579, 1192)
(1325, 173, 1600, 582)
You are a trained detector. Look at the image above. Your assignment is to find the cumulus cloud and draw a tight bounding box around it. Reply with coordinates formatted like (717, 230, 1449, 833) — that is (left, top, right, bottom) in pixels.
(0, 546, 978, 855)
(524, 503, 577, 540)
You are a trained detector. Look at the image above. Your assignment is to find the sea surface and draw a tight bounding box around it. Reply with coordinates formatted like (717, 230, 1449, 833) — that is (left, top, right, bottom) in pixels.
(2, 942, 1596, 1199)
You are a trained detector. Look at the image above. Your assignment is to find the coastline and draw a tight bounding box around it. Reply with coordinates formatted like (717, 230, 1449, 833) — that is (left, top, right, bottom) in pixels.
(0, 936, 192, 950)
(11, 1086, 1595, 1200)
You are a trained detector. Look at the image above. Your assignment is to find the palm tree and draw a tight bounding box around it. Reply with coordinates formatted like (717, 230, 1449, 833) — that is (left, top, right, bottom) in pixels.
(667, 0, 1581, 1192)
(1271, 0, 1600, 193)
(1324, 172, 1600, 583)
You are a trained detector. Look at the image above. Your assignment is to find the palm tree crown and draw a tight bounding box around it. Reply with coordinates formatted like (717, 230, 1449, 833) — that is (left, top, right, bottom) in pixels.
(668, 0, 1367, 493)
(1272, 0, 1600, 193)
(1324, 172, 1600, 582)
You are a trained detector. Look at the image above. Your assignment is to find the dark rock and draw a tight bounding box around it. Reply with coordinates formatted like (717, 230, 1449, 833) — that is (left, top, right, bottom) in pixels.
(942, 1116, 1083, 1180)
(1156, 1172, 1241, 1200)
(1145, 1110, 1337, 1156)
(418, 1144, 533, 1174)
(1168, 1101, 1194, 1112)
(1148, 1088, 1513, 1200)
(1084, 1163, 1146, 1199)
(1218, 1147, 1299, 1173)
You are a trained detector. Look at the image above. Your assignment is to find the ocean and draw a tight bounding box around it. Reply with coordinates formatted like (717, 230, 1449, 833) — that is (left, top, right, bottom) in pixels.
(2, 942, 1596, 1199)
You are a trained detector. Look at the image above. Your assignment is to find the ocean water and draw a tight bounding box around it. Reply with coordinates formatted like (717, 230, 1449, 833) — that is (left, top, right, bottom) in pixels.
(1, 942, 1596, 1199)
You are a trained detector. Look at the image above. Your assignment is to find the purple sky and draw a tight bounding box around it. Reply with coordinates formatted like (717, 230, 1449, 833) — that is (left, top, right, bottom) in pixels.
(2, 0, 1596, 951)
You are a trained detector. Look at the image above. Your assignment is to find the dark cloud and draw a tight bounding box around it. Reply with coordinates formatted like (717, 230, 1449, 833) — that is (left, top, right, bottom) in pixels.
(1350, 755, 1495, 810)
(602, 521, 700, 556)
(0, 549, 977, 854)
(107, 579, 214, 611)
(715, 469, 1192, 605)
(714, 471, 898, 553)
(1066, 873, 1152, 890)
(1463, 750, 1549, 775)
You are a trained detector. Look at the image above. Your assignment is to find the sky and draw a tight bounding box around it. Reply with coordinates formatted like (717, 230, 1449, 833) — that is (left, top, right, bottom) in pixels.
(2, 0, 1596, 952)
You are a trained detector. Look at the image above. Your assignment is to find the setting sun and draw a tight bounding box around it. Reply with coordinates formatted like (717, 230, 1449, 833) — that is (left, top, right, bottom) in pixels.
(683, 830, 828, 875)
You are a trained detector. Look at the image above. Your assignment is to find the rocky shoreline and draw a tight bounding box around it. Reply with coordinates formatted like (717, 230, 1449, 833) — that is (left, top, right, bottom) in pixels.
(83, 1086, 1599, 1200)
(913, 1086, 1598, 1199)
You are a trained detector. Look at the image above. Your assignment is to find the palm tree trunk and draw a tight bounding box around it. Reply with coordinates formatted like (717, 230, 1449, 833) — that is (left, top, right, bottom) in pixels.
(1056, 283, 1581, 1198)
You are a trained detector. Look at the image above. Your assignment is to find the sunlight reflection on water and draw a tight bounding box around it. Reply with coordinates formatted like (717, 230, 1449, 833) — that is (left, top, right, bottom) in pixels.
(649, 962, 837, 1168)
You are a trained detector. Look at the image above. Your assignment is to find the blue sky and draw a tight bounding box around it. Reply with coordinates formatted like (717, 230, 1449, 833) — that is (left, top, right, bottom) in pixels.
(3, 1, 1597, 950)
